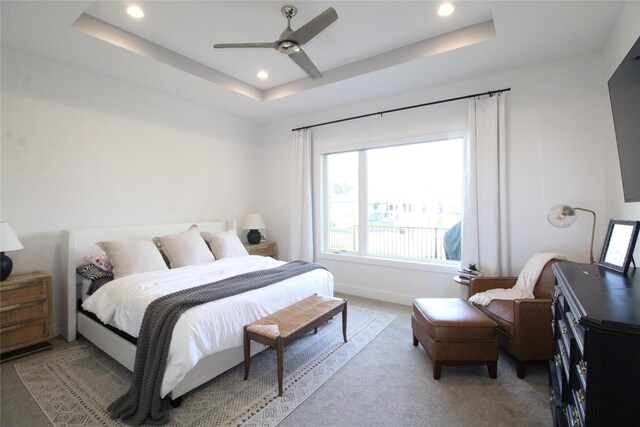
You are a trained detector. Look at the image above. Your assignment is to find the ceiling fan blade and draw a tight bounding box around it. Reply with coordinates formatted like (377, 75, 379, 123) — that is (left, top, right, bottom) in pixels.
(289, 48, 322, 79)
(289, 7, 338, 45)
(213, 42, 277, 49)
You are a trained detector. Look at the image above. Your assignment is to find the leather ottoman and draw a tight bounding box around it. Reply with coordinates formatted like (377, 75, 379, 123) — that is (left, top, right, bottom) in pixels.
(412, 298, 498, 379)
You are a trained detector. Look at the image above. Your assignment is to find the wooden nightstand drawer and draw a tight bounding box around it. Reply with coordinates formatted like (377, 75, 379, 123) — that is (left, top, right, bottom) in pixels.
(0, 277, 48, 306)
(244, 241, 277, 258)
(1, 299, 49, 325)
(0, 272, 52, 359)
(1, 318, 50, 352)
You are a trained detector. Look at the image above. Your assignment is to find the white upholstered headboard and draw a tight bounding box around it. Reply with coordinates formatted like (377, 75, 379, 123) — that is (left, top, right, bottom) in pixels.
(61, 220, 235, 341)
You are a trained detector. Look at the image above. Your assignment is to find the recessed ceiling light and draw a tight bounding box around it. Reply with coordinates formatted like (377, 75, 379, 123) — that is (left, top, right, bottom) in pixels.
(127, 5, 145, 19)
(257, 71, 269, 80)
(438, 3, 455, 17)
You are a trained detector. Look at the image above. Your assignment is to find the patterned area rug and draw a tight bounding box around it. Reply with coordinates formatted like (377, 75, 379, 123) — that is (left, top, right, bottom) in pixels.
(15, 305, 395, 426)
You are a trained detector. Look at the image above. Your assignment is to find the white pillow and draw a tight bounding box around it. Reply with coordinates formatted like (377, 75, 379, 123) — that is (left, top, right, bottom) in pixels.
(97, 240, 168, 279)
(153, 227, 215, 268)
(201, 230, 249, 259)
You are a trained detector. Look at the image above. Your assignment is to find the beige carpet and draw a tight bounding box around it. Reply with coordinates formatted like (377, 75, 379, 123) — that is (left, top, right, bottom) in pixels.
(15, 305, 395, 427)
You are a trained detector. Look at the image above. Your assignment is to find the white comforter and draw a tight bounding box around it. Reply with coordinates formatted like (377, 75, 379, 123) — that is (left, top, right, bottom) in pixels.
(82, 256, 334, 397)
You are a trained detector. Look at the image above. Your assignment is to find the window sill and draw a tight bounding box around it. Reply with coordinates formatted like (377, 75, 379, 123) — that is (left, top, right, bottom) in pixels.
(316, 251, 460, 274)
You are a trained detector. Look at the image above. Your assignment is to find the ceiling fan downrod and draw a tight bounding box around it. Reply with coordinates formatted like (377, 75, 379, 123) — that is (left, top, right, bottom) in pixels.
(278, 5, 300, 54)
(281, 5, 297, 20)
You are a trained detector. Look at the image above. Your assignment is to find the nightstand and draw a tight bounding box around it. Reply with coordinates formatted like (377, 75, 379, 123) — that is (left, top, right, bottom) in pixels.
(244, 241, 277, 258)
(1, 272, 52, 361)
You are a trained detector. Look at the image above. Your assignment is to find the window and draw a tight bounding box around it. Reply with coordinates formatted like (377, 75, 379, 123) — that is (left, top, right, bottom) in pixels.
(321, 137, 464, 263)
(325, 151, 359, 251)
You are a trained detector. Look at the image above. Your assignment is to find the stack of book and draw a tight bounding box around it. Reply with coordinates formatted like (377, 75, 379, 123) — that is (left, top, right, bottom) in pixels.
(457, 268, 483, 282)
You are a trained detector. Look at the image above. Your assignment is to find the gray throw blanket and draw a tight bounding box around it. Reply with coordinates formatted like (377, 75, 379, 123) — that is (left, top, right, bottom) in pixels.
(108, 260, 328, 426)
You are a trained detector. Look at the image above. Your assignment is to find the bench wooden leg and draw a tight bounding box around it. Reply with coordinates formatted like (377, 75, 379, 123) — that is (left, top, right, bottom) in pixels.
(243, 326, 250, 381)
(342, 301, 348, 343)
(276, 336, 284, 396)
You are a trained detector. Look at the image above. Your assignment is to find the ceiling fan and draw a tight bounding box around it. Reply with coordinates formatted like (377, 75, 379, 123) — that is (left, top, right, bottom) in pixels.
(213, 5, 338, 79)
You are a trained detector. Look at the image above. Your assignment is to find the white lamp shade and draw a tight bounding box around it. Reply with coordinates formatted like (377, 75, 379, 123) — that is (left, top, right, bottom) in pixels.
(243, 214, 266, 230)
(0, 223, 24, 252)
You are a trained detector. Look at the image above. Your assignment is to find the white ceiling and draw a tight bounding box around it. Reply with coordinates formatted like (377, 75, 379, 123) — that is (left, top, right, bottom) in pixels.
(0, 1, 624, 123)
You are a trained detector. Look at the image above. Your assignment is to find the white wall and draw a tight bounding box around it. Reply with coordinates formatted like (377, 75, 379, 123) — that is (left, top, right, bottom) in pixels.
(1, 48, 263, 336)
(261, 51, 617, 305)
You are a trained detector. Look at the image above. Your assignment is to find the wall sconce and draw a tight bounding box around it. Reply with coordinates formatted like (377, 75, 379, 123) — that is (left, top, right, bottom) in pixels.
(547, 204, 596, 264)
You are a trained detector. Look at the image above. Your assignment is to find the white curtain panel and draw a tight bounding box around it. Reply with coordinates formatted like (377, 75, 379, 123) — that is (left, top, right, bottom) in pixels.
(461, 94, 509, 276)
(289, 129, 314, 261)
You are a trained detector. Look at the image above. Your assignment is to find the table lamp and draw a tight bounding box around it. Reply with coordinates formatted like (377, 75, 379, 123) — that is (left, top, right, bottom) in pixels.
(547, 204, 596, 264)
(1, 222, 24, 281)
(243, 214, 266, 244)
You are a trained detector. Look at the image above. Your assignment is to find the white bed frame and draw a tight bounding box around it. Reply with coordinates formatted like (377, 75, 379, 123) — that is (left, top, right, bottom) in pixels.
(61, 220, 267, 400)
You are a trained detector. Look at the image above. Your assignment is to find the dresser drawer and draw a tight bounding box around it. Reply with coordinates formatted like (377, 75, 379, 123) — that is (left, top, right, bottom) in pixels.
(1, 318, 50, 352)
(571, 387, 586, 426)
(564, 404, 582, 427)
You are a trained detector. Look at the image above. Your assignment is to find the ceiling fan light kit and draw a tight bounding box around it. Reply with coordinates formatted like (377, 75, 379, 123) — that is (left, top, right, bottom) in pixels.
(213, 5, 338, 79)
(277, 41, 300, 55)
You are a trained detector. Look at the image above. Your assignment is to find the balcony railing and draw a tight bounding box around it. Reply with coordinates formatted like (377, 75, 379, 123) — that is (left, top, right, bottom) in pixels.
(328, 225, 451, 260)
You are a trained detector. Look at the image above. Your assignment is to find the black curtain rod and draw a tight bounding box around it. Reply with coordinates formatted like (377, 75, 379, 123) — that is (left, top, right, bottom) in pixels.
(292, 87, 511, 132)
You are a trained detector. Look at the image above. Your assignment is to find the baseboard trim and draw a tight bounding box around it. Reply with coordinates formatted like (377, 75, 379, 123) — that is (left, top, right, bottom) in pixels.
(334, 282, 413, 306)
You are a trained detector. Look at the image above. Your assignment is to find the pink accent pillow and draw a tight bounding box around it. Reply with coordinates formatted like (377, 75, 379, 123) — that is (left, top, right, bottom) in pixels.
(83, 252, 113, 271)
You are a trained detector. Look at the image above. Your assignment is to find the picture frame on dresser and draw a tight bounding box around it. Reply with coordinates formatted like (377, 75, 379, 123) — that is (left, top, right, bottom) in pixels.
(598, 219, 640, 274)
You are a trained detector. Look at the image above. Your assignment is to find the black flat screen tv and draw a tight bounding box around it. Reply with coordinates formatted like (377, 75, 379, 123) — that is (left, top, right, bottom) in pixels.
(607, 36, 640, 203)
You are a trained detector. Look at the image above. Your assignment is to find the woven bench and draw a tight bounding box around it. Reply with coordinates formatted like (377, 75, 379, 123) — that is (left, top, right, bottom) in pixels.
(243, 294, 347, 396)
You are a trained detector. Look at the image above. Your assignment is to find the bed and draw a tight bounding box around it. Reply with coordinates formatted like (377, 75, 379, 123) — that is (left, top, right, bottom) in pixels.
(61, 220, 333, 402)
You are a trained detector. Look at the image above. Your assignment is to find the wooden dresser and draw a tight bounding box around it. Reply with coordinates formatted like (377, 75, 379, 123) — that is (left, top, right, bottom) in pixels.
(244, 241, 277, 258)
(1, 271, 52, 360)
(551, 262, 640, 427)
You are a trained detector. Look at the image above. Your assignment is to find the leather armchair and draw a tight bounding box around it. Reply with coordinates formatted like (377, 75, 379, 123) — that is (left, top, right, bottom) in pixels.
(468, 260, 558, 378)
